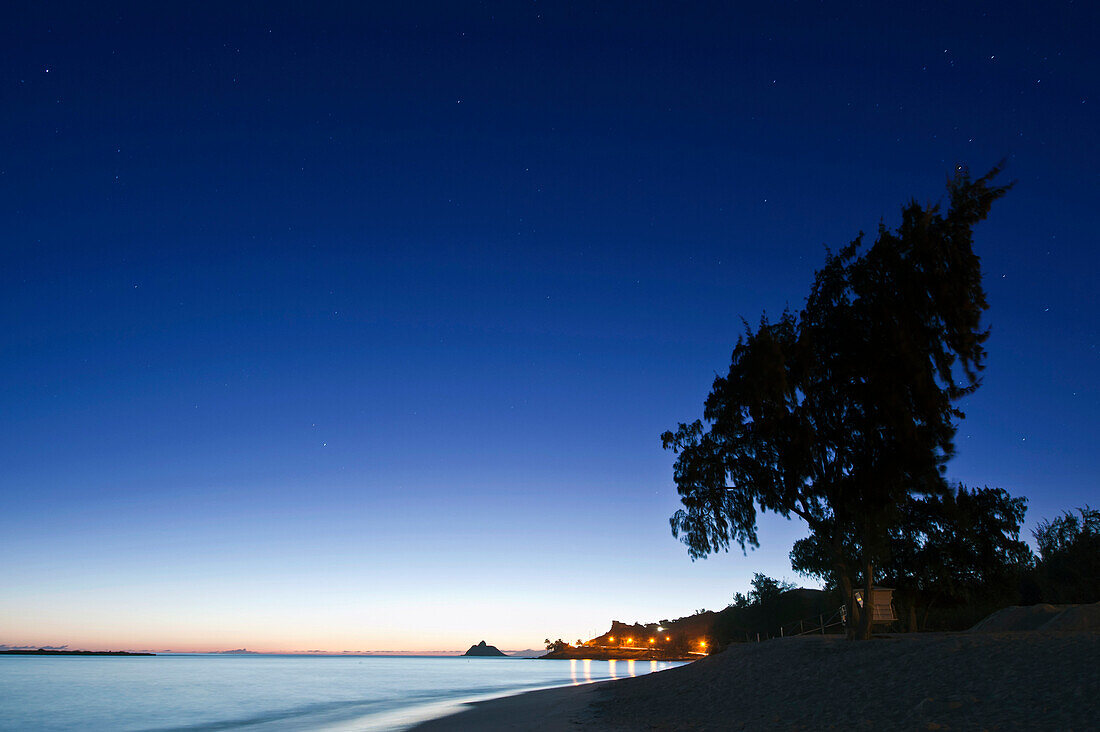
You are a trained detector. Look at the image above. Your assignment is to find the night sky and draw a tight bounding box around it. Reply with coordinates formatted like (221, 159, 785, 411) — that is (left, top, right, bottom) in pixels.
(2, 2, 1097, 652)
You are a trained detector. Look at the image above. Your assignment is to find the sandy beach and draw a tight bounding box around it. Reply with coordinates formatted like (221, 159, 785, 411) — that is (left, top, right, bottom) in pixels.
(412, 630, 1100, 730)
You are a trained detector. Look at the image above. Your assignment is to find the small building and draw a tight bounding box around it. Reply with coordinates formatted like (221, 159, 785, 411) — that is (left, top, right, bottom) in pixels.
(852, 587, 897, 623)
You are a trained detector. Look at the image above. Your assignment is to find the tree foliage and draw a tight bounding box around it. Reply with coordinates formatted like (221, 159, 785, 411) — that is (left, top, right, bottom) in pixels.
(749, 572, 797, 605)
(544, 638, 567, 652)
(715, 574, 832, 643)
(790, 484, 1031, 629)
(663, 167, 1011, 638)
(1032, 506, 1100, 603)
(730, 573, 797, 609)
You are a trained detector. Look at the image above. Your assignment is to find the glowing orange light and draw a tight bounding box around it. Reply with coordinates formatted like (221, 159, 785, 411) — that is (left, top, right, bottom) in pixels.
(648, 638, 655, 644)
(665, 636, 670, 641)
(626, 637, 633, 644)
(699, 640, 707, 648)
(608, 636, 614, 642)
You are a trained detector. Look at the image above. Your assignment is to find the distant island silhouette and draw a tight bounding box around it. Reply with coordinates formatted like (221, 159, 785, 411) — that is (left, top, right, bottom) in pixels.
(0, 649, 155, 656)
(463, 641, 506, 657)
(505, 648, 546, 658)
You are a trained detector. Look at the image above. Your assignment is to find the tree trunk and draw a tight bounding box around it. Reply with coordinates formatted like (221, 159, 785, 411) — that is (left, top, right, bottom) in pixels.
(907, 601, 918, 633)
(857, 558, 874, 640)
(837, 567, 857, 640)
(921, 594, 939, 632)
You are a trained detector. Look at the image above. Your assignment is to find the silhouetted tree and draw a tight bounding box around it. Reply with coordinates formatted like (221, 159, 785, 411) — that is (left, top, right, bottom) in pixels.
(716, 573, 832, 643)
(544, 638, 567, 652)
(791, 484, 1031, 630)
(1033, 506, 1100, 603)
(727, 574, 796, 612)
(663, 166, 1011, 638)
(749, 573, 797, 605)
(907, 486, 1032, 624)
(728, 592, 751, 610)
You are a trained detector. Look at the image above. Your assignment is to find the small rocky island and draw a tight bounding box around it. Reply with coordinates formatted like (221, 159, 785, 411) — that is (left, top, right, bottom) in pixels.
(463, 640, 506, 657)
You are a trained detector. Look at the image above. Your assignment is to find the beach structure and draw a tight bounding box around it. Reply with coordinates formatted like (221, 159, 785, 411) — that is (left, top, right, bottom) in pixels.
(852, 587, 897, 624)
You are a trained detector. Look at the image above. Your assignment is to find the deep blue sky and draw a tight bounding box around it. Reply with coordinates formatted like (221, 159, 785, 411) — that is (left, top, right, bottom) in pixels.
(2, 2, 1097, 651)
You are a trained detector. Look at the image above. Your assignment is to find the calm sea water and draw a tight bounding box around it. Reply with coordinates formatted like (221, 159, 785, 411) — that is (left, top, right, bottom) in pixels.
(0, 654, 682, 731)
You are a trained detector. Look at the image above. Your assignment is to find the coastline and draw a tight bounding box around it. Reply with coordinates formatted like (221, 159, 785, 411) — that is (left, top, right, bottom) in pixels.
(410, 630, 1100, 730)
(0, 649, 155, 656)
(408, 681, 610, 731)
(539, 647, 697, 662)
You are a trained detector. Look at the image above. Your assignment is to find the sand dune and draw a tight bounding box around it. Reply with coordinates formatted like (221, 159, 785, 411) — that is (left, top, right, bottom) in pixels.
(970, 602, 1100, 633)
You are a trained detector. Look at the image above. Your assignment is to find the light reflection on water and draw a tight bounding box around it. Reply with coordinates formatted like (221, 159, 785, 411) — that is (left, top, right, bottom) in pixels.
(572, 657, 628, 686)
(0, 654, 685, 731)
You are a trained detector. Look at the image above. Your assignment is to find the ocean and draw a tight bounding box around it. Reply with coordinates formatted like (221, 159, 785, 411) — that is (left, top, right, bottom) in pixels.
(0, 654, 682, 731)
